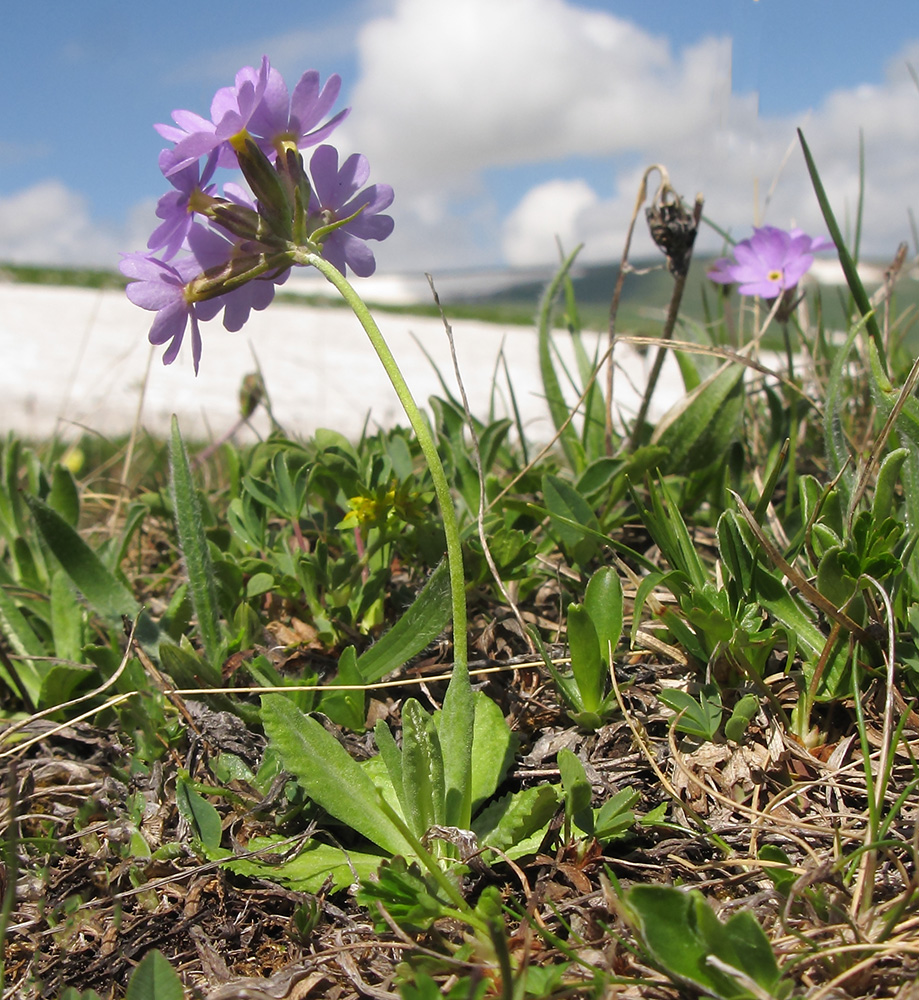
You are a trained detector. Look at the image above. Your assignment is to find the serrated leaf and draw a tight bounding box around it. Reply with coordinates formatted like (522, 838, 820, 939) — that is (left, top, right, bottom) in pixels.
(473, 784, 560, 856)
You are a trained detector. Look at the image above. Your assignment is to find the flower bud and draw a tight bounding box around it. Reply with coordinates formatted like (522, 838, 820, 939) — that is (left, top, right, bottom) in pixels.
(229, 131, 293, 240)
(185, 250, 291, 302)
(208, 200, 268, 244)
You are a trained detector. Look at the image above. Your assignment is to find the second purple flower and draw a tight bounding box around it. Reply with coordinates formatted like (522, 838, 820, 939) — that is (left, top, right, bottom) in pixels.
(708, 226, 832, 298)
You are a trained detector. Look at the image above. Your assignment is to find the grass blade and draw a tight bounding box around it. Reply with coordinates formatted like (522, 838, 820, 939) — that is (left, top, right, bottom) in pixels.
(537, 245, 585, 470)
(798, 128, 884, 365)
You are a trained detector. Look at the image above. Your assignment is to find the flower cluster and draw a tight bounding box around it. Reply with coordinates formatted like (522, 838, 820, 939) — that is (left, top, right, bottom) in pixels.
(708, 226, 831, 299)
(121, 57, 394, 374)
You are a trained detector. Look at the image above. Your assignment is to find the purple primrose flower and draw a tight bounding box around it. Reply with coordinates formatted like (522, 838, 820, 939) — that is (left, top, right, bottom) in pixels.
(708, 226, 832, 298)
(156, 57, 273, 176)
(123, 57, 392, 372)
(120, 251, 214, 375)
(308, 145, 395, 277)
(148, 150, 219, 259)
(121, 226, 283, 374)
(246, 66, 350, 156)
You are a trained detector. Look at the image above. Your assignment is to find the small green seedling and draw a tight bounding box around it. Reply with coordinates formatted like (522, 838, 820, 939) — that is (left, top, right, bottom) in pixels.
(536, 566, 624, 729)
(621, 884, 789, 1000)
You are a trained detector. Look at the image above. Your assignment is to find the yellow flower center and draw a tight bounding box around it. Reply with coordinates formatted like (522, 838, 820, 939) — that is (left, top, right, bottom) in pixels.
(768, 269, 783, 283)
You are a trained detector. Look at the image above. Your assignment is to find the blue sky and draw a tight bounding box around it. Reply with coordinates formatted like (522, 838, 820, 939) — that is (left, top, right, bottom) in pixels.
(2, 0, 917, 273)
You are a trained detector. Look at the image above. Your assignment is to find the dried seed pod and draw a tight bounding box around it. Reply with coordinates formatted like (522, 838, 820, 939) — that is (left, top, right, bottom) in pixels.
(645, 184, 701, 278)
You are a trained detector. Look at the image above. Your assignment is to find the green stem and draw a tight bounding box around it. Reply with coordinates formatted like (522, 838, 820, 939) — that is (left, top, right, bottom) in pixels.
(297, 252, 468, 677)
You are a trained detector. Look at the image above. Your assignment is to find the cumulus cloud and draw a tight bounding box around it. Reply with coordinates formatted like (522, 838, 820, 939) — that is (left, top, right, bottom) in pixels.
(339, 0, 733, 267)
(502, 178, 599, 266)
(338, 0, 918, 269)
(0, 181, 155, 269)
(348, 0, 730, 179)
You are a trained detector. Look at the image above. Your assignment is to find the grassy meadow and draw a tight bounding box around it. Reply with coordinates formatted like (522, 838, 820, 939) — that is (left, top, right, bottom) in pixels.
(1, 174, 919, 1000)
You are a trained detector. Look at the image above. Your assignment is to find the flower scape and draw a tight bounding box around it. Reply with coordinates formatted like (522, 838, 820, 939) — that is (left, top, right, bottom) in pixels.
(3, 57, 919, 1000)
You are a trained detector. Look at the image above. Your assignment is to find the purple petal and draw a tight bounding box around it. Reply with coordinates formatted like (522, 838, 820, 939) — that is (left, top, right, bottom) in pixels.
(148, 300, 188, 349)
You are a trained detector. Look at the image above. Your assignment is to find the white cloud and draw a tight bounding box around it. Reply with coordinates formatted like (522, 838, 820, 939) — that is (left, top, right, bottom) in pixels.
(349, 0, 730, 179)
(502, 178, 599, 265)
(0, 181, 158, 270)
(337, 0, 919, 269)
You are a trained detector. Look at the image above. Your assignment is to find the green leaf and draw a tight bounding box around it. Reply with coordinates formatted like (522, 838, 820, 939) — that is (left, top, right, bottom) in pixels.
(170, 416, 222, 669)
(650, 363, 745, 474)
(357, 855, 459, 933)
(125, 949, 184, 1000)
(589, 786, 637, 841)
(758, 844, 796, 896)
(50, 569, 84, 664)
(624, 885, 782, 1000)
(400, 699, 446, 837)
(219, 835, 383, 894)
(319, 645, 366, 730)
(752, 565, 850, 699)
(537, 245, 586, 470)
(724, 694, 760, 744)
(473, 784, 560, 858)
(716, 510, 756, 595)
(158, 635, 221, 688)
(798, 128, 884, 362)
(261, 693, 413, 856)
(557, 747, 593, 836)
(566, 603, 604, 714)
(659, 685, 723, 741)
(0, 582, 46, 705)
(175, 774, 222, 852)
(374, 719, 407, 819)
(584, 566, 623, 664)
(633, 476, 708, 590)
(356, 559, 452, 682)
(38, 662, 98, 713)
(439, 663, 475, 830)
(26, 495, 163, 651)
(26, 495, 138, 620)
(822, 315, 865, 493)
(542, 472, 600, 566)
(469, 691, 517, 811)
(48, 463, 80, 526)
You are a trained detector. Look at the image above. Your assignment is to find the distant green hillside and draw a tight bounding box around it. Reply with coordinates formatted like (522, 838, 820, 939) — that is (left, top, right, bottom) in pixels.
(466, 256, 918, 341)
